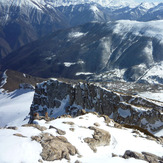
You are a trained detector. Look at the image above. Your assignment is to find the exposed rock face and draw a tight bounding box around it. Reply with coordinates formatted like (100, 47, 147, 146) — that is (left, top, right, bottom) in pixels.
(30, 79, 163, 133)
(84, 126, 111, 152)
(122, 150, 163, 163)
(31, 133, 79, 161)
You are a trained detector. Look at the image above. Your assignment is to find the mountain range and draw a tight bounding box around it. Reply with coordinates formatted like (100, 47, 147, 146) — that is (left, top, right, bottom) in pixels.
(0, 0, 163, 58)
(2, 20, 163, 84)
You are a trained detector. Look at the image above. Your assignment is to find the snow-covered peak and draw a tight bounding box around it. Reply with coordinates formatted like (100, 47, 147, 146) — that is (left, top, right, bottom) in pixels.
(90, 5, 100, 13)
(138, 2, 156, 10)
(0, 0, 46, 10)
(112, 20, 163, 43)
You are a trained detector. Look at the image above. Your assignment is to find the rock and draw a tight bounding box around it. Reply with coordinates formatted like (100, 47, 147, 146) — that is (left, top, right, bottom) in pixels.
(112, 153, 118, 157)
(33, 112, 40, 120)
(123, 150, 145, 160)
(84, 126, 111, 152)
(75, 160, 82, 163)
(142, 152, 163, 163)
(63, 121, 74, 125)
(7, 126, 18, 130)
(13, 133, 27, 138)
(31, 133, 79, 161)
(122, 150, 163, 163)
(94, 122, 100, 127)
(49, 125, 66, 135)
(38, 159, 43, 163)
(69, 128, 75, 132)
(30, 79, 163, 133)
(22, 124, 47, 131)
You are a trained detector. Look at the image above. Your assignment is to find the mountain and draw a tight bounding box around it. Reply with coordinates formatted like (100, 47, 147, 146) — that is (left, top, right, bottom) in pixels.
(0, 0, 69, 59)
(0, 69, 46, 91)
(140, 3, 163, 21)
(0, 0, 162, 59)
(0, 76, 162, 163)
(2, 20, 163, 84)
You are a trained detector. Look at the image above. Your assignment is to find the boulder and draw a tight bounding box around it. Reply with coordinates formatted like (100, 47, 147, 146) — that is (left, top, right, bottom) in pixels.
(31, 133, 79, 161)
(84, 126, 111, 152)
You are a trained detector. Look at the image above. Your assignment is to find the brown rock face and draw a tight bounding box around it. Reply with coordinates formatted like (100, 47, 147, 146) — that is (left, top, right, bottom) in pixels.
(84, 126, 111, 152)
(123, 150, 163, 163)
(30, 79, 163, 133)
(31, 133, 79, 161)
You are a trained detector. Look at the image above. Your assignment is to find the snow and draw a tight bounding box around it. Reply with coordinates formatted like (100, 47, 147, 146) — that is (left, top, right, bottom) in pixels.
(0, 113, 162, 163)
(0, 0, 45, 11)
(139, 91, 163, 102)
(0, 128, 42, 163)
(76, 72, 94, 76)
(139, 2, 156, 10)
(0, 70, 7, 88)
(64, 62, 76, 67)
(43, 0, 138, 8)
(0, 89, 34, 127)
(139, 61, 163, 85)
(69, 31, 87, 38)
(113, 20, 163, 43)
(90, 5, 99, 13)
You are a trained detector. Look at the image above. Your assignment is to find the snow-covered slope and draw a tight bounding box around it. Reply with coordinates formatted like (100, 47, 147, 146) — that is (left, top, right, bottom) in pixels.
(48, 0, 138, 8)
(113, 20, 163, 42)
(0, 89, 34, 127)
(0, 113, 162, 163)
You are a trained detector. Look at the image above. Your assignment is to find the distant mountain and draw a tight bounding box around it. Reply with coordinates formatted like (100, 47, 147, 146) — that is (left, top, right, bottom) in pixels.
(2, 20, 163, 84)
(0, 0, 162, 59)
(0, 0, 69, 59)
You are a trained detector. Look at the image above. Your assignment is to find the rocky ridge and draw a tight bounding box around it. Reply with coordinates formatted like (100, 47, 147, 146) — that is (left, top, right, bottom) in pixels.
(30, 79, 163, 133)
(0, 69, 46, 91)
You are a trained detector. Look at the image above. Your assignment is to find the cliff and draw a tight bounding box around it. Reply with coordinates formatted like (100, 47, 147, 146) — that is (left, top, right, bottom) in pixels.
(30, 79, 163, 133)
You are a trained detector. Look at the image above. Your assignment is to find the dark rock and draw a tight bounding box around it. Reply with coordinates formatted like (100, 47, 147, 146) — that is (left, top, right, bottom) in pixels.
(123, 150, 145, 160)
(7, 126, 18, 130)
(49, 125, 66, 135)
(122, 150, 163, 163)
(29, 79, 163, 133)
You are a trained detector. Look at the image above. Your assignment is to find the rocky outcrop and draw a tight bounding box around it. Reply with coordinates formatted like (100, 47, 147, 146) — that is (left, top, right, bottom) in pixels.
(31, 133, 79, 161)
(122, 150, 163, 163)
(30, 79, 163, 133)
(84, 126, 111, 152)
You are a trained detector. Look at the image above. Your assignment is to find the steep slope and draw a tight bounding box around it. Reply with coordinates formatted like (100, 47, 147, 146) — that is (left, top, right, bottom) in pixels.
(0, 0, 161, 59)
(2, 20, 163, 84)
(30, 79, 163, 133)
(0, 0, 69, 59)
(0, 69, 46, 91)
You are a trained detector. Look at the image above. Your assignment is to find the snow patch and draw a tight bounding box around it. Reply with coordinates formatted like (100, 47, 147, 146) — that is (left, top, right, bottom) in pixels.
(69, 32, 87, 38)
(113, 20, 163, 43)
(64, 62, 76, 67)
(0, 70, 8, 88)
(76, 72, 94, 76)
(90, 5, 99, 13)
